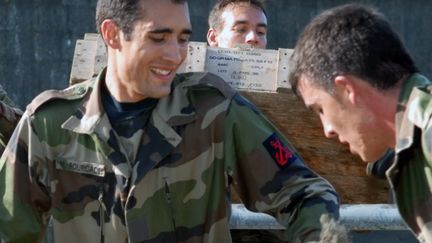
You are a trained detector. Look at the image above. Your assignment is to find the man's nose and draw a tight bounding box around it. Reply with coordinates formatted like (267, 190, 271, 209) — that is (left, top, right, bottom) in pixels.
(245, 31, 259, 46)
(162, 40, 184, 64)
(322, 120, 337, 138)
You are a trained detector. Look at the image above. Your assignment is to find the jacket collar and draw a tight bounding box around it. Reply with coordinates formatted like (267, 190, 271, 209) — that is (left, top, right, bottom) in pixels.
(62, 69, 202, 135)
(395, 73, 431, 153)
(62, 69, 106, 134)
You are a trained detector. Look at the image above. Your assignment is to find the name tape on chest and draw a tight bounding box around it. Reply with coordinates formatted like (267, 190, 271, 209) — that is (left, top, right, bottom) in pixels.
(55, 159, 106, 177)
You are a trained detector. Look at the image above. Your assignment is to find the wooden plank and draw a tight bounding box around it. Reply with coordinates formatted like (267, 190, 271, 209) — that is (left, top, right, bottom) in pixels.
(276, 49, 293, 89)
(69, 39, 98, 85)
(68, 38, 292, 92)
(92, 36, 107, 76)
(178, 41, 207, 73)
(204, 46, 280, 91)
(84, 33, 100, 41)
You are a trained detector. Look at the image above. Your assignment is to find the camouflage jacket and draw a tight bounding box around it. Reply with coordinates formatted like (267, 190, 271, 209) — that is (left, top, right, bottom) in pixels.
(0, 84, 22, 155)
(387, 73, 432, 243)
(0, 71, 339, 243)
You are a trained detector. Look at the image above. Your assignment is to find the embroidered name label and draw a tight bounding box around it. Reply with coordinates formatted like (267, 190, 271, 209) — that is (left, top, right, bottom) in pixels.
(55, 159, 105, 177)
(263, 133, 296, 168)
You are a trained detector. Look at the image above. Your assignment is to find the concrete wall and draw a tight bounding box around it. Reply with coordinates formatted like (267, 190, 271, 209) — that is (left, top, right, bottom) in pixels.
(0, 0, 97, 108)
(1, 0, 431, 108)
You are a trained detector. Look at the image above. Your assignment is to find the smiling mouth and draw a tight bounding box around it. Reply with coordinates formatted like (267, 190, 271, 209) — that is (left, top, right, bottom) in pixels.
(151, 68, 172, 76)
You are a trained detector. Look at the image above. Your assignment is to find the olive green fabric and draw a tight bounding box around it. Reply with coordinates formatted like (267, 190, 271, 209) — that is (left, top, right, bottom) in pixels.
(387, 73, 432, 243)
(0, 71, 339, 243)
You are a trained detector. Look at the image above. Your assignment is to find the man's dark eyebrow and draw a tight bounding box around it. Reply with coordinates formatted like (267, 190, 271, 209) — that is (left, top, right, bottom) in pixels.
(149, 28, 192, 35)
(182, 29, 193, 35)
(257, 23, 267, 28)
(233, 20, 267, 28)
(233, 20, 248, 26)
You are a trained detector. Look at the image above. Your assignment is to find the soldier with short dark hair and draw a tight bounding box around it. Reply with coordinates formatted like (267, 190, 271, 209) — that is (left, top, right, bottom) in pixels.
(207, 0, 267, 49)
(290, 3, 432, 242)
(0, 0, 340, 242)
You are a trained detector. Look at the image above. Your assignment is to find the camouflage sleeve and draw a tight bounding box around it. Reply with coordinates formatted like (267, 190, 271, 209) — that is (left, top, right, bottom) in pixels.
(424, 114, 432, 168)
(223, 94, 340, 243)
(0, 101, 23, 155)
(0, 111, 50, 242)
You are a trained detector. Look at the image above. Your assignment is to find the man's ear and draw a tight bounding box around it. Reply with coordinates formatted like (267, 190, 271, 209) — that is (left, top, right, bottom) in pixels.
(207, 28, 219, 47)
(334, 75, 356, 104)
(100, 19, 121, 49)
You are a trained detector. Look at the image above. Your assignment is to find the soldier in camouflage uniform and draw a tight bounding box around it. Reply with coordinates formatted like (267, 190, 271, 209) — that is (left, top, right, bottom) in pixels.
(0, 0, 340, 242)
(289, 3, 432, 242)
(0, 84, 22, 155)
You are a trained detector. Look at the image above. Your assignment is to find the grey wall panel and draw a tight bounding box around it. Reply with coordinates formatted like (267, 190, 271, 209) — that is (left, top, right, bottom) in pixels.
(1, 0, 431, 108)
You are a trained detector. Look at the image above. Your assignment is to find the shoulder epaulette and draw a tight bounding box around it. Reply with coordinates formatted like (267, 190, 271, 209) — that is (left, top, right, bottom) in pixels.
(178, 72, 237, 99)
(27, 79, 94, 115)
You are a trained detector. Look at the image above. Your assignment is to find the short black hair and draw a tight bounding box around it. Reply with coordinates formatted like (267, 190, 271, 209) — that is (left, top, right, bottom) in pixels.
(289, 3, 418, 95)
(208, 0, 267, 30)
(96, 0, 187, 40)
